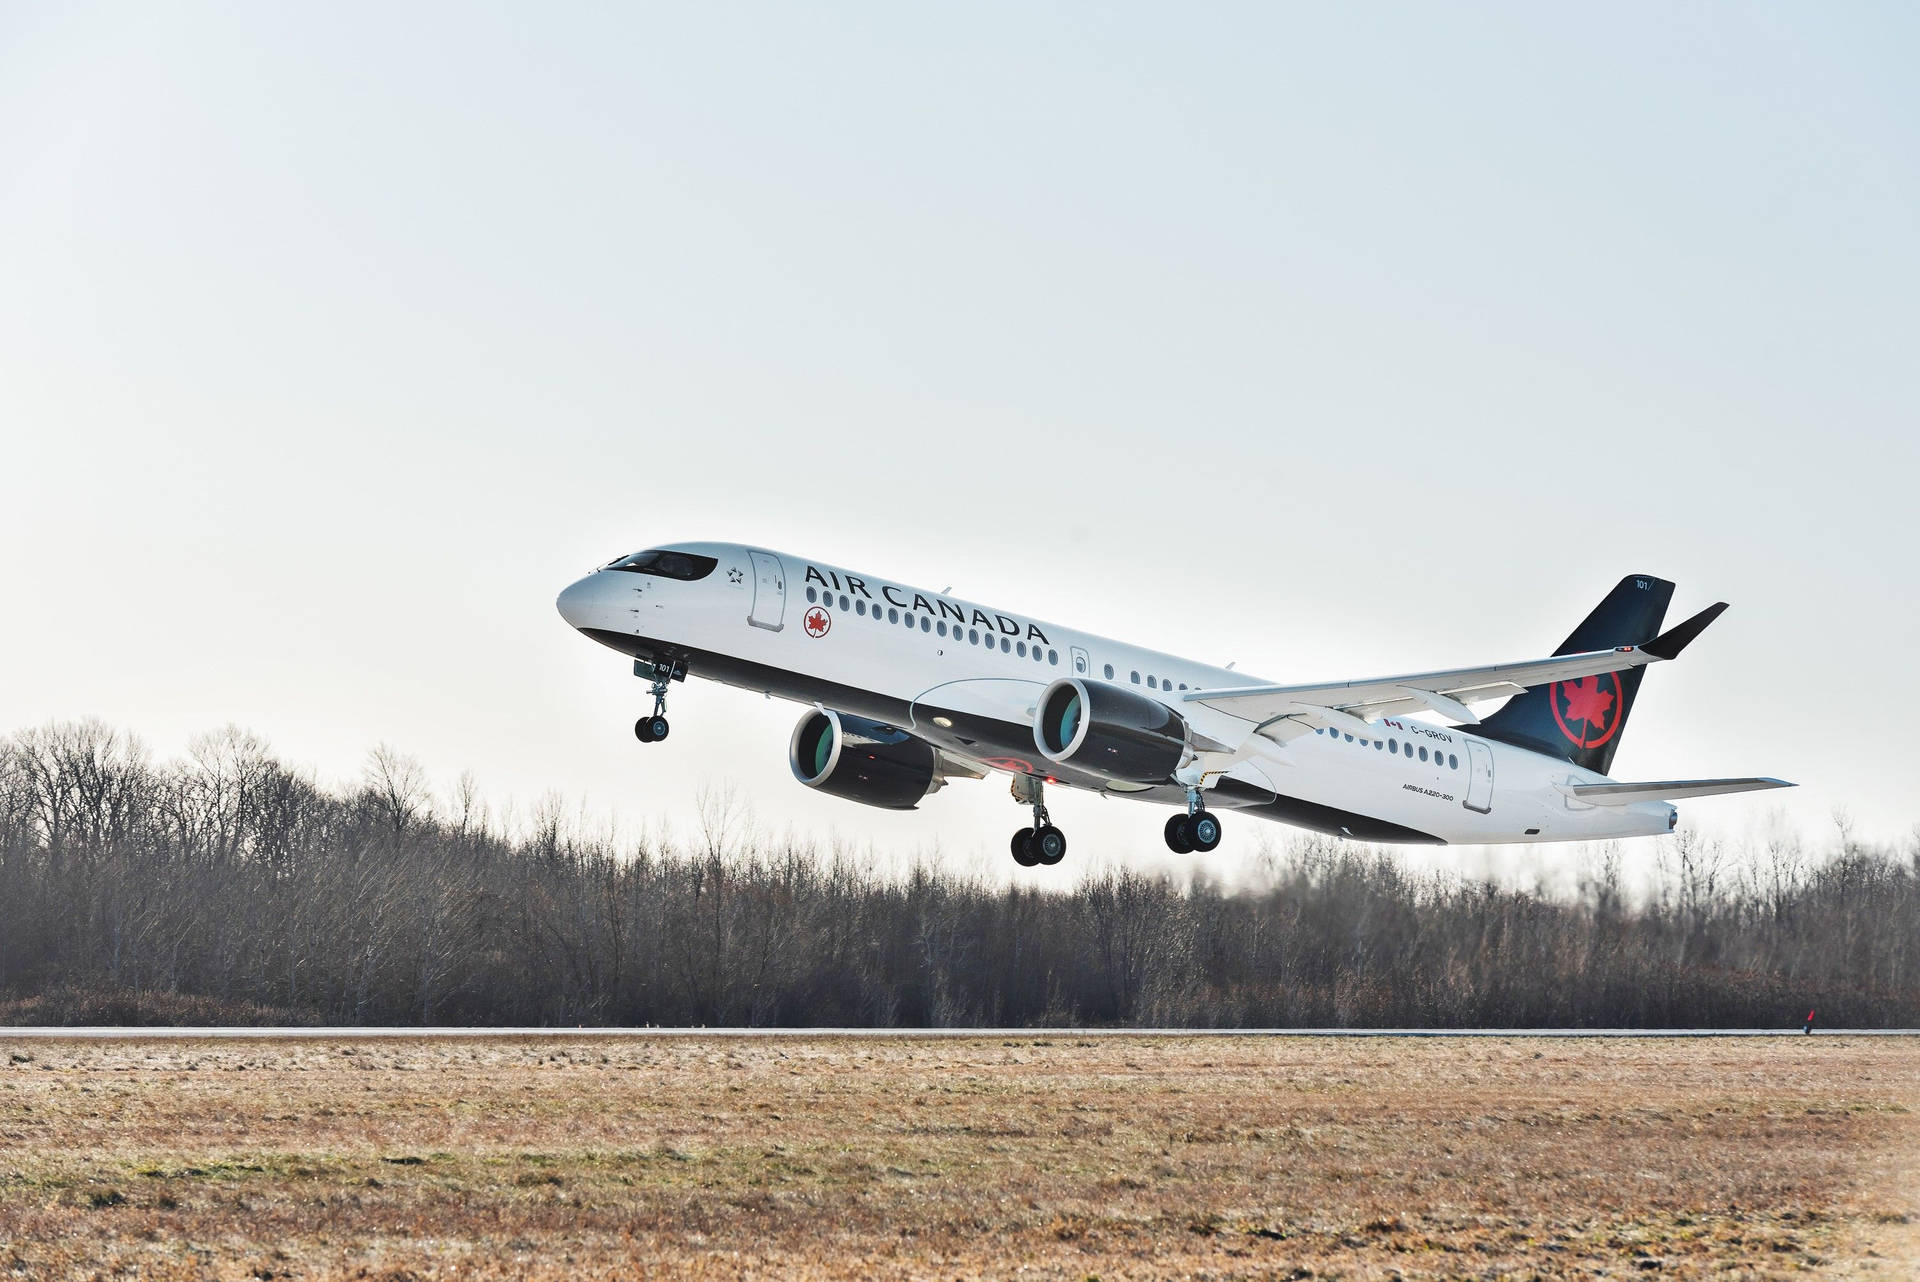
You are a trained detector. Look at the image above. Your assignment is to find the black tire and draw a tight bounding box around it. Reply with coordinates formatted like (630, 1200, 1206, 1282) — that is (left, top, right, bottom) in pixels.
(1189, 809, 1222, 853)
(1033, 825, 1067, 865)
(1011, 827, 1040, 867)
(634, 718, 656, 743)
(648, 716, 670, 742)
(1164, 812, 1193, 853)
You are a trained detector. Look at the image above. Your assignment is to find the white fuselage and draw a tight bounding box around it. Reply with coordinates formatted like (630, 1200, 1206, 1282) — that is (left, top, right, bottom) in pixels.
(556, 543, 1678, 845)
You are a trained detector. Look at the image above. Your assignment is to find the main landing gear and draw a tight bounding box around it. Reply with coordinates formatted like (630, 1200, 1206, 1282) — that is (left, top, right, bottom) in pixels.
(1164, 787, 1222, 854)
(1009, 774, 1066, 868)
(632, 658, 685, 744)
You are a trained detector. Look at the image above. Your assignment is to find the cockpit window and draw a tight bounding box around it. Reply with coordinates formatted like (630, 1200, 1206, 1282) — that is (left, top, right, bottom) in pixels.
(604, 549, 718, 581)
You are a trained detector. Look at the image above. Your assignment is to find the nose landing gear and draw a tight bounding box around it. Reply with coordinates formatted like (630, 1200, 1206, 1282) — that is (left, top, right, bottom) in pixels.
(632, 657, 685, 744)
(1164, 786, 1222, 853)
(1010, 774, 1066, 867)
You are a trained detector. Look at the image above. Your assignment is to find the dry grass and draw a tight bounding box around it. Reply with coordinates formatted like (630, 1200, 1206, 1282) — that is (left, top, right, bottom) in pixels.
(1, 1034, 1915, 1279)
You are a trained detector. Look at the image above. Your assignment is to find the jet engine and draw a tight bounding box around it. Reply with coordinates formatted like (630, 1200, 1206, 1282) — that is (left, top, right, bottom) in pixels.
(1033, 677, 1190, 784)
(789, 710, 948, 810)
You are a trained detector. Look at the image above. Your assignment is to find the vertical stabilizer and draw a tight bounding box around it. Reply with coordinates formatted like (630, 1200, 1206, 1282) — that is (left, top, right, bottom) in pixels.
(1474, 575, 1673, 775)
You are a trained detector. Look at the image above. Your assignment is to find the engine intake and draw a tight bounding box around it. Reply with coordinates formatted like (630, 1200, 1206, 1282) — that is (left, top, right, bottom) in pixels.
(790, 710, 945, 810)
(1034, 678, 1189, 784)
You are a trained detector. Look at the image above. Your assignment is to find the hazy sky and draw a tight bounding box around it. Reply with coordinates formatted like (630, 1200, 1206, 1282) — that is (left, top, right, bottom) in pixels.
(4, 3, 1915, 875)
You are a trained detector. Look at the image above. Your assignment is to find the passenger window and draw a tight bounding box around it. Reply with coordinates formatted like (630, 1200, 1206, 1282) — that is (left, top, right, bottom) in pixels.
(1418, 746, 1429, 762)
(1343, 733, 1353, 742)
(887, 608, 898, 624)
(1449, 753, 1459, 770)
(838, 595, 849, 611)
(1104, 664, 1115, 679)
(855, 599, 866, 616)
(968, 629, 979, 645)
(1017, 641, 1027, 657)
(1048, 649, 1059, 665)
(1389, 740, 1398, 755)
(1130, 671, 1141, 684)
(1000, 637, 1010, 652)
(920, 616, 930, 632)
(1147, 675, 1157, 689)
(936, 621, 946, 637)
(806, 587, 818, 604)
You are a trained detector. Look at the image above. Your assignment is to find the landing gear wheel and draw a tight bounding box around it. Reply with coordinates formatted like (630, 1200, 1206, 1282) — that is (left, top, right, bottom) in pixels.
(1032, 825, 1067, 866)
(1009, 775, 1060, 868)
(1011, 827, 1040, 867)
(1164, 812, 1194, 853)
(635, 659, 680, 747)
(1188, 809, 1222, 853)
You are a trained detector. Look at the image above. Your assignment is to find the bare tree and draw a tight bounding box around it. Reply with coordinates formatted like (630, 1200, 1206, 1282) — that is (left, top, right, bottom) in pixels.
(363, 744, 431, 835)
(1, 717, 1916, 1031)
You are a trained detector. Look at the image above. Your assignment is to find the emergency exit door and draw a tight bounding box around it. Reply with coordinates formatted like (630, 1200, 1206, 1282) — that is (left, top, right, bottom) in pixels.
(1463, 739, 1494, 814)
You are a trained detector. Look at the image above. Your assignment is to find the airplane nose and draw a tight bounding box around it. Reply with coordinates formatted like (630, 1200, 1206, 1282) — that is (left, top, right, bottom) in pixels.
(555, 575, 600, 630)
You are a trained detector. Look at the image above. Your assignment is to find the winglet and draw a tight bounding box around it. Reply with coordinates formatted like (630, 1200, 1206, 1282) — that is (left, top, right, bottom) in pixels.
(1642, 601, 1728, 660)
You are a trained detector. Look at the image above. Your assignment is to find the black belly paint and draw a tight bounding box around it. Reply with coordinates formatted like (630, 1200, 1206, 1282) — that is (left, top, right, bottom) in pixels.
(580, 627, 1445, 845)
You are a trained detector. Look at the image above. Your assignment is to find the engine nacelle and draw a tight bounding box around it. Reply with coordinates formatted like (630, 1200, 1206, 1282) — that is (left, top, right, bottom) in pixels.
(1034, 677, 1190, 784)
(789, 710, 945, 810)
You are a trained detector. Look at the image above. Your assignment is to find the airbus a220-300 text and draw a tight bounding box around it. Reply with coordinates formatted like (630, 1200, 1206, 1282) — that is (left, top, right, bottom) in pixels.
(556, 544, 1788, 866)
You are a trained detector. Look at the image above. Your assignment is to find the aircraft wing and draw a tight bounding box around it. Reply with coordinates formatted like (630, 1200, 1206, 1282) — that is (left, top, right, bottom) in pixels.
(1184, 603, 1727, 744)
(1561, 777, 1794, 806)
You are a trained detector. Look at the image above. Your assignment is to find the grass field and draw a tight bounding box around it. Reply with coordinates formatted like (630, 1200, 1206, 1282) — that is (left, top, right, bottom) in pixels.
(1, 1035, 1915, 1279)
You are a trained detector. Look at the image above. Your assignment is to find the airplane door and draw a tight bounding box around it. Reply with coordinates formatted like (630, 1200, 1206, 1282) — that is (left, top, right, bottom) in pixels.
(747, 551, 786, 632)
(1463, 740, 1494, 814)
(1070, 646, 1090, 677)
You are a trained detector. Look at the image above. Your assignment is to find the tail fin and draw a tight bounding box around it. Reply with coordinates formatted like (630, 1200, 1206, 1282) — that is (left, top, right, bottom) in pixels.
(1476, 575, 1674, 775)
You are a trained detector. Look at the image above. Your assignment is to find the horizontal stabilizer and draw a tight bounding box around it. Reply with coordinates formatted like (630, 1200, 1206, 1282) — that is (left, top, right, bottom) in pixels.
(1563, 777, 1793, 806)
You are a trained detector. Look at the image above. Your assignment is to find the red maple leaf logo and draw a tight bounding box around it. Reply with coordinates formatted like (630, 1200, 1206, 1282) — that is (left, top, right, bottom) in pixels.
(1560, 676, 1615, 731)
(1551, 674, 1623, 749)
(804, 608, 831, 638)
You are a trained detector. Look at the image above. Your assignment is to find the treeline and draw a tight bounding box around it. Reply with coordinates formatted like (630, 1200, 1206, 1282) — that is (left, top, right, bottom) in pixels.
(1, 720, 1915, 1028)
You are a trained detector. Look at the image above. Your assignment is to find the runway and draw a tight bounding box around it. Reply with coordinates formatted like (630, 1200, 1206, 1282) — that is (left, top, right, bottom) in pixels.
(3, 1025, 1914, 1039)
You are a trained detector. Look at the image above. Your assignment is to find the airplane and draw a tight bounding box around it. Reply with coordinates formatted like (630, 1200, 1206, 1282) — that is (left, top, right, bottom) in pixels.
(555, 544, 1789, 866)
